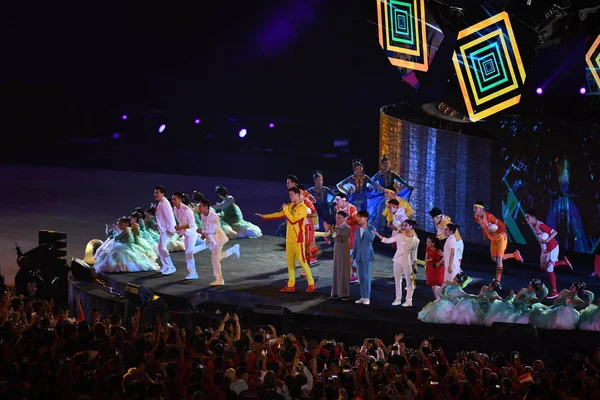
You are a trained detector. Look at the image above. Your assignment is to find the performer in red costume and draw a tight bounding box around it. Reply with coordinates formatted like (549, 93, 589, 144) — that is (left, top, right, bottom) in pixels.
(297, 184, 319, 267)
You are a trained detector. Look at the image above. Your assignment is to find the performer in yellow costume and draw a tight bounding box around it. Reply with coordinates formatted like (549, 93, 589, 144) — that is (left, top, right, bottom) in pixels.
(256, 187, 317, 293)
(381, 187, 414, 227)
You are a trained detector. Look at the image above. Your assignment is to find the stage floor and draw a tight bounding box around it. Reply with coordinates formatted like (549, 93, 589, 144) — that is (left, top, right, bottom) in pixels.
(97, 234, 600, 323)
(4, 164, 600, 344)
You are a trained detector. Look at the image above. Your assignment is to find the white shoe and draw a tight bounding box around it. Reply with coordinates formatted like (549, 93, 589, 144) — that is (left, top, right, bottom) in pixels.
(185, 273, 198, 280)
(233, 244, 240, 258)
(162, 267, 176, 275)
(355, 298, 365, 304)
(401, 301, 412, 307)
(391, 300, 402, 306)
(210, 280, 224, 286)
(363, 299, 370, 305)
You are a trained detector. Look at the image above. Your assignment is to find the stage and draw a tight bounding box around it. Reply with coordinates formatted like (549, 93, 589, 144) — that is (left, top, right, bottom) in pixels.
(2, 164, 599, 361)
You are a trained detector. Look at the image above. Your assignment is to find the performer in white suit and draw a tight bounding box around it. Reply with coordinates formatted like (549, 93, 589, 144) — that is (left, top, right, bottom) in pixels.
(374, 219, 420, 307)
(197, 199, 240, 285)
(173, 192, 205, 279)
(154, 185, 177, 275)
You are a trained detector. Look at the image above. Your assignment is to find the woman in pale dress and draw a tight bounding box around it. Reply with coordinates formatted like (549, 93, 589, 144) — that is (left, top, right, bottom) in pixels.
(443, 224, 462, 283)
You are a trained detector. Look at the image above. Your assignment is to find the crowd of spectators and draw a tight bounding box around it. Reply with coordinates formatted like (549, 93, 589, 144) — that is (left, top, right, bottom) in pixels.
(1, 286, 600, 400)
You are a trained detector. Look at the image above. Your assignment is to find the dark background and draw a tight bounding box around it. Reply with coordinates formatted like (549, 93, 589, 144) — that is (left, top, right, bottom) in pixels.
(1, 1, 599, 253)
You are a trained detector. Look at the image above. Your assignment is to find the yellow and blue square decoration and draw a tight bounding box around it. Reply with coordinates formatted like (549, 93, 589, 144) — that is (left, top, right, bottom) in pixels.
(377, 0, 429, 72)
(452, 12, 526, 121)
(585, 35, 600, 90)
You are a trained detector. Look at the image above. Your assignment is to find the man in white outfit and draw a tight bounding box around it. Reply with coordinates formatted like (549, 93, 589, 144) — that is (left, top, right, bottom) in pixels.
(197, 199, 240, 285)
(154, 185, 177, 275)
(172, 192, 202, 280)
(374, 219, 419, 307)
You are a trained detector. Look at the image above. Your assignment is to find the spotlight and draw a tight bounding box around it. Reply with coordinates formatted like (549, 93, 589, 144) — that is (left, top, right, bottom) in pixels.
(536, 87, 543, 95)
(268, 123, 275, 128)
(121, 114, 127, 120)
(158, 124, 166, 133)
(238, 128, 247, 138)
(112, 132, 120, 139)
(194, 119, 201, 124)
(580, 87, 586, 95)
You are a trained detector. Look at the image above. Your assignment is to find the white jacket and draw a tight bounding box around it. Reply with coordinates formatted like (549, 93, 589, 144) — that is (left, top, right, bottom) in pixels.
(174, 204, 197, 236)
(382, 232, 419, 266)
(156, 197, 176, 235)
(201, 210, 229, 247)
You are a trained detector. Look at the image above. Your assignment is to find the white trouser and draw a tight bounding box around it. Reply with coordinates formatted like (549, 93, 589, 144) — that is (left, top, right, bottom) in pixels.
(183, 232, 199, 275)
(158, 232, 176, 270)
(393, 261, 414, 303)
(541, 246, 559, 272)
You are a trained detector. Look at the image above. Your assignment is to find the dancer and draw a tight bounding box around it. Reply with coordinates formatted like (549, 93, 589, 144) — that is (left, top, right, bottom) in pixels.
(297, 184, 319, 266)
(323, 211, 352, 300)
(443, 224, 462, 284)
(428, 207, 453, 241)
(374, 219, 419, 307)
(192, 191, 237, 240)
(334, 193, 359, 283)
(197, 199, 240, 285)
(381, 187, 414, 234)
(173, 192, 202, 280)
(473, 201, 523, 282)
(307, 170, 336, 231)
(525, 209, 573, 299)
(424, 235, 444, 299)
(93, 217, 160, 273)
(154, 185, 177, 275)
(369, 155, 412, 230)
(530, 281, 593, 330)
(351, 210, 376, 305)
(255, 187, 316, 293)
(213, 186, 263, 239)
(336, 159, 384, 212)
(417, 272, 478, 324)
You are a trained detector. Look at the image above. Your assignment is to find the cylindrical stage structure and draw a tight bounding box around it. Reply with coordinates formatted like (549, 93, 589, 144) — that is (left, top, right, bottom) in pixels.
(379, 104, 493, 243)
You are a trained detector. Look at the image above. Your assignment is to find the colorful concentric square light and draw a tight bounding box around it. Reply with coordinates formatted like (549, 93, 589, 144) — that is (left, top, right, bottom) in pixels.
(377, 0, 428, 72)
(585, 35, 600, 89)
(452, 12, 526, 121)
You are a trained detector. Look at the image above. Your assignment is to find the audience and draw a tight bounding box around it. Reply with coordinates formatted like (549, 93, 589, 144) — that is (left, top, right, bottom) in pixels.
(1, 287, 600, 400)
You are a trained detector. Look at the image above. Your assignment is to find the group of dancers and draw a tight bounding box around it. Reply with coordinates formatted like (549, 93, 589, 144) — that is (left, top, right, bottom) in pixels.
(81, 154, 600, 330)
(252, 155, 583, 309)
(86, 186, 262, 285)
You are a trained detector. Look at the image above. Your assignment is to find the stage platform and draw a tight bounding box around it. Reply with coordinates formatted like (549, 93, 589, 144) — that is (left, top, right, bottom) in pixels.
(69, 234, 600, 362)
(3, 164, 599, 361)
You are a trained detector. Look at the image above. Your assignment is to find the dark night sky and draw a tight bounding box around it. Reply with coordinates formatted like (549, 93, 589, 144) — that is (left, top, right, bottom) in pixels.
(1, 1, 598, 143)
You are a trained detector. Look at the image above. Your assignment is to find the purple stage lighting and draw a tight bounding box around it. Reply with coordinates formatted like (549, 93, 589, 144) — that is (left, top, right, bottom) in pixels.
(112, 132, 120, 139)
(158, 124, 166, 133)
(194, 119, 201, 124)
(269, 123, 275, 128)
(536, 88, 543, 95)
(580, 87, 586, 95)
(238, 128, 247, 138)
(121, 114, 127, 120)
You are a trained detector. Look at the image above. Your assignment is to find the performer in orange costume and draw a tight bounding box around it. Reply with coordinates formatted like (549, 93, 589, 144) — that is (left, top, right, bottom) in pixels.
(256, 187, 316, 293)
(473, 201, 523, 282)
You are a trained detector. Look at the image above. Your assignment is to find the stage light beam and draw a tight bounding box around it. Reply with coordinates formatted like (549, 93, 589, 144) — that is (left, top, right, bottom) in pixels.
(158, 124, 166, 133)
(269, 123, 275, 128)
(121, 115, 128, 120)
(238, 129, 247, 138)
(194, 119, 201, 124)
(536, 87, 543, 95)
(580, 87, 586, 94)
